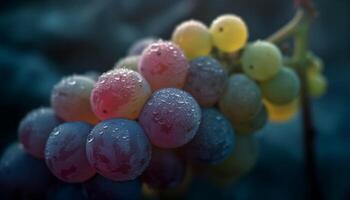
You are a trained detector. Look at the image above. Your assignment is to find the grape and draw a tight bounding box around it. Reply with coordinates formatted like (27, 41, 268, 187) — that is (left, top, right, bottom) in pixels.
(114, 55, 140, 72)
(47, 183, 87, 200)
(263, 98, 299, 122)
(233, 105, 268, 135)
(0, 143, 53, 196)
(242, 40, 282, 81)
(210, 14, 248, 52)
(138, 40, 189, 91)
(142, 149, 185, 190)
(308, 72, 327, 98)
(208, 135, 258, 186)
(183, 108, 234, 164)
(86, 119, 151, 181)
(171, 20, 212, 59)
(260, 67, 300, 105)
(51, 75, 99, 124)
(219, 74, 262, 123)
(84, 175, 141, 200)
(83, 71, 101, 81)
(91, 68, 151, 120)
(139, 88, 201, 148)
(45, 122, 96, 183)
(128, 37, 156, 56)
(18, 107, 61, 158)
(184, 56, 228, 107)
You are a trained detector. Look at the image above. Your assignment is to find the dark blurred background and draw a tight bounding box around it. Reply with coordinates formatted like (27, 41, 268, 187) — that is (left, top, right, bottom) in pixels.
(0, 0, 349, 199)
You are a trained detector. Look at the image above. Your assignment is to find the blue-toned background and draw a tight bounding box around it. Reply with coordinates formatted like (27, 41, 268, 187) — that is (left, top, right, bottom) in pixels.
(0, 0, 349, 199)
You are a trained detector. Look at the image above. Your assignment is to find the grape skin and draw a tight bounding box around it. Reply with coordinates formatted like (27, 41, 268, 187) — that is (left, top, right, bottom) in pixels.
(219, 74, 262, 123)
(260, 67, 301, 105)
(233, 105, 268, 135)
(139, 88, 201, 148)
(183, 108, 234, 164)
(45, 122, 96, 183)
(184, 56, 228, 107)
(210, 14, 248, 52)
(91, 68, 151, 120)
(208, 135, 258, 186)
(86, 119, 151, 181)
(242, 40, 282, 81)
(138, 41, 189, 91)
(172, 20, 212, 59)
(51, 75, 99, 124)
(142, 149, 185, 190)
(264, 98, 299, 122)
(114, 55, 140, 72)
(128, 37, 156, 56)
(18, 107, 62, 159)
(308, 72, 327, 98)
(0, 143, 53, 197)
(84, 175, 142, 200)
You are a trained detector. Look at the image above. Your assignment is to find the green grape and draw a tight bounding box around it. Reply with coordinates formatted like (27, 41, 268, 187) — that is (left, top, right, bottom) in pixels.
(233, 105, 268, 135)
(172, 20, 212, 59)
(210, 14, 248, 53)
(219, 74, 262, 123)
(114, 55, 140, 71)
(263, 98, 299, 122)
(260, 67, 300, 105)
(208, 135, 258, 187)
(308, 72, 328, 98)
(242, 40, 282, 81)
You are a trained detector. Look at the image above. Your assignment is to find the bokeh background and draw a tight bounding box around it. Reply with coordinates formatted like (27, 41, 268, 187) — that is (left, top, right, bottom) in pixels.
(0, 0, 349, 199)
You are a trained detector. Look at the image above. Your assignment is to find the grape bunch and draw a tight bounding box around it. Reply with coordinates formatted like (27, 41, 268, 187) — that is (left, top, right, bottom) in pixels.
(0, 13, 327, 200)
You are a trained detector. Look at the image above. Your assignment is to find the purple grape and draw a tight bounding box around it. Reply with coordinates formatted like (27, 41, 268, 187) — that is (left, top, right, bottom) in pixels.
(142, 149, 186, 190)
(139, 88, 201, 148)
(184, 56, 228, 107)
(45, 122, 96, 183)
(183, 108, 235, 164)
(86, 119, 151, 181)
(127, 37, 156, 56)
(84, 175, 141, 200)
(0, 143, 53, 196)
(18, 107, 62, 159)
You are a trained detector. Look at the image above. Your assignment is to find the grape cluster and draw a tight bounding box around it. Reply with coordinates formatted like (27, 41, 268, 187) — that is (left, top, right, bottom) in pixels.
(0, 13, 327, 199)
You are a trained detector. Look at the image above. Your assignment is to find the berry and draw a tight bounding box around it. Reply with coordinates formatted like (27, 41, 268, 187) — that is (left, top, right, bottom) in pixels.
(128, 37, 156, 56)
(139, 88, 201, 148)
(86, 119, 151, 181)
(45, 122, 96, 183)
(233, 105, 268, 135)
(51, 75, 99, 124)
(183, 108, 234, 164)
(184, 56, 228, 107)
(308, 72, 327, 98)
(210, 14, 248, 52)
(139, 40, 189, 91)
(91, 68, 151, 120)
(242, 40, 282, 81)
(114, 55, 140, 72)
(172, 20, 212, 59)
(18, 107, 61, 158)
(264, 98, 299, 122)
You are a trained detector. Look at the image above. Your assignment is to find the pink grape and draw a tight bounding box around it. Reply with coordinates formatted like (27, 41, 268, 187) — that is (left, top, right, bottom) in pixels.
(138, 41, 189, 91)
(18, 107, 62, 159)
(91, 68, 151, 120)
(139, 88, 201, 148)
(45, 122, 96, 183)
(86, 119, 151, 181)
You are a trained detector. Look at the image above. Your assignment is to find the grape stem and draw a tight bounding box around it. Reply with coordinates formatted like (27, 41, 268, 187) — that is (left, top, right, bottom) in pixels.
(267, 2, 323, 200)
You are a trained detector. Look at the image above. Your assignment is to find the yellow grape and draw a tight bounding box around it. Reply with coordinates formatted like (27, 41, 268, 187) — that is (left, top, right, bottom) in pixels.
(114, 55, 140, 72)
(308, 72, 328, 98)
(172, 20, 212, 59)
(210, 14, 248, 52)
(263, 98, 299, 122)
